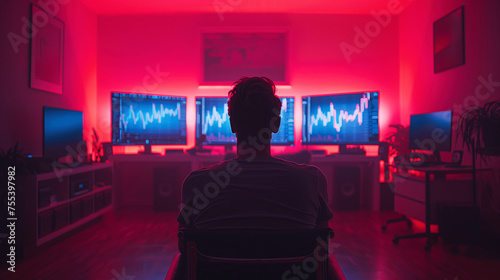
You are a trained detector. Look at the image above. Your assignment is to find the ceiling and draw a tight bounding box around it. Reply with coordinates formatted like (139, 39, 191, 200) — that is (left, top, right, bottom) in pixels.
(79, 0, 413, 15)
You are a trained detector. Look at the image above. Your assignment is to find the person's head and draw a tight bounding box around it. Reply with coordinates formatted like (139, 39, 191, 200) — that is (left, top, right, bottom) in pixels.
(227, 77, 282, 142)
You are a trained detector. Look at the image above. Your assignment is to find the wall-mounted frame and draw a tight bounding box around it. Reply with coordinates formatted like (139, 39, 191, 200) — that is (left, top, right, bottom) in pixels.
(433, 6, 465, 73)
(30, 4, 64, 95)
(202, 30, 288, 85)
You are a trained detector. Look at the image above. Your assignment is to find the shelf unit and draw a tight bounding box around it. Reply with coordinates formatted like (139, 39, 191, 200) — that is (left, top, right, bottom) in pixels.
(19, 163, 113, 247)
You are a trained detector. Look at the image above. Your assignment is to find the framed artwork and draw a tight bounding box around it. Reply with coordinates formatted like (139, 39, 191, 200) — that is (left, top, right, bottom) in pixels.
(202, 31, 288, 84)
(30, 4, 64, 94)
(433, 6, 465, 73)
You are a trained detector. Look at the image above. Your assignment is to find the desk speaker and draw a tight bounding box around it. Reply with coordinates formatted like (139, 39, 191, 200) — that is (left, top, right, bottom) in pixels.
(334, 167, 360, 211)
(451, 150, 463, 166)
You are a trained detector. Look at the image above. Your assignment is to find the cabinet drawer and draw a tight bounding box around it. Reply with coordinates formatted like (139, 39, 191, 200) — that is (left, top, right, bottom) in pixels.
(394, 174, 425, 202)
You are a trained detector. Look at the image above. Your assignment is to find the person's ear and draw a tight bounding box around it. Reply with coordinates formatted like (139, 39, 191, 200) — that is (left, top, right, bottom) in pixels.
(230, 117, 237, 134)
(271, 116, 281, 133)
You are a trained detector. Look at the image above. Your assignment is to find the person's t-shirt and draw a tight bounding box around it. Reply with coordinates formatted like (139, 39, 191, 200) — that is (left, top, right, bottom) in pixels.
(177, 156, 333, 229)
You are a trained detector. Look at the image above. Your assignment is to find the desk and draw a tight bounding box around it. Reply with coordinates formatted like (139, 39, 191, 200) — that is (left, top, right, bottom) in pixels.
(391, 164, 477, 250)
(109, 153, 380, 211)
(109, 154, 223, 211)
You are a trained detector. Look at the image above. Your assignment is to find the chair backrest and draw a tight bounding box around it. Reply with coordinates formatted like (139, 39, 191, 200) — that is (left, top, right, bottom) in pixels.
(178, 228, 334, 280)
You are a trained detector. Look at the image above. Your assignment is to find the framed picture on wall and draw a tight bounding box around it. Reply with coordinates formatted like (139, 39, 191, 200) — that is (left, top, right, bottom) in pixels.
(433, 6, 465, 73)
(30, 4, 64, 95)
(202, 31, 288, 84)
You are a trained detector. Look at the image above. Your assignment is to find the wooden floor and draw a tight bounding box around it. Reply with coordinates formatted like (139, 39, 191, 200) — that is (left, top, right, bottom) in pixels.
(2, 210, 500, 280)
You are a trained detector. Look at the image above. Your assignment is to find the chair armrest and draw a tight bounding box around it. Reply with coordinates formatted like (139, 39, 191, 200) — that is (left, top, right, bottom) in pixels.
(177, 228, 191, 255)
(165, 254, 181, 280)
(328, 254, 347, 280)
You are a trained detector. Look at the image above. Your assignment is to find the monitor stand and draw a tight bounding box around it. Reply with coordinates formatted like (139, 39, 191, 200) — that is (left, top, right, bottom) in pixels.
(338, 144, 366, 155)
(433, 150, 442, 164)
(139, 144, 159, 155)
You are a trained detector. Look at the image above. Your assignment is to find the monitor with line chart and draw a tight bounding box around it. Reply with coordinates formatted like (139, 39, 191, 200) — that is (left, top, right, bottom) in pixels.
(196, 97, 295, 145)
(302, 92, 379, 145)
(111, 92, 187, 146)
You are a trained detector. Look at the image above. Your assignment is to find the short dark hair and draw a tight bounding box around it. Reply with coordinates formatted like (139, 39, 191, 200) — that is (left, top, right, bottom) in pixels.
(227, 77, 282, 139)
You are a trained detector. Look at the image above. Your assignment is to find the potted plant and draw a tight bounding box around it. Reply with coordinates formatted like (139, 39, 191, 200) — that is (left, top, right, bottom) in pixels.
(384, 124, 410, 165)
(0, 141, 30, 175)
(457, 100, 500, 237)
(457, 99, 500, 162)
(91, 128, 102, 162)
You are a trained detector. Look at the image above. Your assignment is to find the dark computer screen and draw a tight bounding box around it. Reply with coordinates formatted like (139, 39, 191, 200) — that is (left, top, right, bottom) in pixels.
(111, 92, 187, 145)
(409, 110, 452, 152)
(302, 92, 379, 145)
(196, 97, 294, 145)
(43, 107, 83, 159)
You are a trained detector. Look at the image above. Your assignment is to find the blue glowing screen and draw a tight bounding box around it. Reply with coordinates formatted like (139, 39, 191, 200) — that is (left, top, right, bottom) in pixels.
(43, 107, 83, 158)
(302, 92, 379, 145)
(409, 110, 452, 152)
(111, 92, 187, 145)
(196, 97, 294, 145)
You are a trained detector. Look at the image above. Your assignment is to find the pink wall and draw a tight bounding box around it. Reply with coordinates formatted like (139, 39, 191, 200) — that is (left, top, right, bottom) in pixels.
(96, 12, 401, 154)
(0, 0, 97, 156)
(399, 0, 500, 162)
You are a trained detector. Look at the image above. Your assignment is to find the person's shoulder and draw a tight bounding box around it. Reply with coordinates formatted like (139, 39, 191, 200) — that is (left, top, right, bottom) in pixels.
(271, 157, 322, 174)
(184, 159, 233, 181)
(271, 158, 326, 190)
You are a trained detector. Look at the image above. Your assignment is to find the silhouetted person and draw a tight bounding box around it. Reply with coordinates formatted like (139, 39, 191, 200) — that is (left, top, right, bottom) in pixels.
(178, 77, 333, 229)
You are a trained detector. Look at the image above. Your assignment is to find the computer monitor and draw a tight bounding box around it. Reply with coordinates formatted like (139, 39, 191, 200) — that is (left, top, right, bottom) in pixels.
(43, 107, 84, 160)
(272, 97, 295, 145)
(409, 110, 452, 160)
(196, 97, 295, 146)
(302, 91, 379, 146)
(111, 93, 187, 152)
